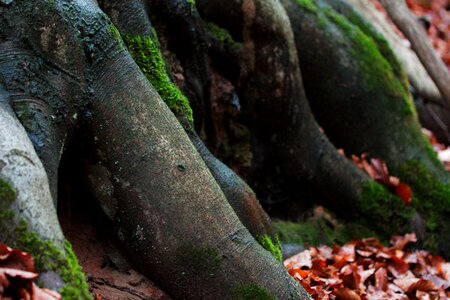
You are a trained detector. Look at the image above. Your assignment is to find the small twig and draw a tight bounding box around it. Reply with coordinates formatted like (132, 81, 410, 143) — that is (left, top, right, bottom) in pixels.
(379, 0, 450, 109)
(425, 104, 450, 144)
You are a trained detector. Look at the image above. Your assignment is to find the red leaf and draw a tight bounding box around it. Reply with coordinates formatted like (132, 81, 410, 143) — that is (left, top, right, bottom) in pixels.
(395, 183, 412, 205)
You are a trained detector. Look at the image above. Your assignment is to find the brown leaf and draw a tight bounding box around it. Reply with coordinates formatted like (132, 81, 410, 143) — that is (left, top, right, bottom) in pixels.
(284, 250, 312, 269)
(394, 276, 419, 292)
(409, 278, 438, 293)
(375, 267, 388, 291)
(333, 287, 361, 300)
(422, 274, 450, 289)
(390, 233, 417, 250)
(32, 283, 61, 300)
(370, 158, 390, 185)
(440, 262, 450, 280)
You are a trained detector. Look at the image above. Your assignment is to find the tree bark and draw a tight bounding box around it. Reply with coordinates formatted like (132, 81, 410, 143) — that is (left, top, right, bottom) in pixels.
(281, 0, 450, 255)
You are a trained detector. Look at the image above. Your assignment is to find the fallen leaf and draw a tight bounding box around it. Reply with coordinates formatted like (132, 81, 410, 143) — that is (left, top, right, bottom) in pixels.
(394, 183, 412, 206)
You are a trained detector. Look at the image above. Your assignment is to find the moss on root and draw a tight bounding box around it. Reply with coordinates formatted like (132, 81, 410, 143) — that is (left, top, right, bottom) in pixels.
(396, 161, 450, 252)
(233, 284, 276, 300)
(257, 235, 282, 262)
(360, 182, 414, 238)
(325, 0, 408, 90)
(123, 35, 194, 125)
(294, 0, 415, 117)
(206, 22, 243, 54)
(274, 219, 376, 247)
(294, 0, 318, 13)
(14, 222, 91, 299)
(0, 180, 90, 299)
(185, 0, 196, 13)
(0, 179, 17, 237)
(108, 24, 125, 50)
(175, 244, 223, 277)
(0, 178, 16, 204)
(322, 7, 414, 117)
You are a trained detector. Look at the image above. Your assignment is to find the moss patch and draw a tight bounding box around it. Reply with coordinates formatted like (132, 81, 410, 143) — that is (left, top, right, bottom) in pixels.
(123, 35, 194, 124)
(396, 161, 450, 252)
(360, 181, 413, 238)
(257, 235, 282, 262)
(175, 244, 222, 277)
(14, 222, 91, 299)
(274, 219, 376, 247)
(0, 180, 90, 300)
(186, 0, 196, 13)
(294, 0, 318, 13)
(322, 7, 415, 117)
(206, 22, 243, 54)
(233, 284, 276, 300)
(108, 24, 125, 50)
(0, 178, 16, 204)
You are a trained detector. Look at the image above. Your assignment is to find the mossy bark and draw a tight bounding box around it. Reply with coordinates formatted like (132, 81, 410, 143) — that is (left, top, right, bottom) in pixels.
(0, 85, 90, 298)
(281, 0, 450, 255)
(196, 0, 419, 244)
(100, 0, 277, 245)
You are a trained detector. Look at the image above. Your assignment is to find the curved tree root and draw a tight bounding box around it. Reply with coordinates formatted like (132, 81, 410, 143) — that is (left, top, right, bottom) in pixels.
(281, 0, 450, 255)
(99, 0, 277, 246)
(0, 84, 90, 299)
(88, 49, 307, 298)
(195, 0, 421, 246)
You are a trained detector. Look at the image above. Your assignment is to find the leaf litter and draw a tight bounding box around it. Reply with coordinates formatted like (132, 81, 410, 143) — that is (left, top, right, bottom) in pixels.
(0, 243, 61, 300)
(285, 233, 450, 300)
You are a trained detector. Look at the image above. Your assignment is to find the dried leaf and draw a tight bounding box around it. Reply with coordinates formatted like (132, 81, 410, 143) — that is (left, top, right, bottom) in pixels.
(0, 268, 38, 280)
(333, 287, 361, 300)
(394, 183, 412, 205)
(390, 233, 417, 250)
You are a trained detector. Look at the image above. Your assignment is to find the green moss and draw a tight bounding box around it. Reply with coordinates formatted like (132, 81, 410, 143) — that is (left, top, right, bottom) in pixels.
(274, 219, 376, 247)
(257, 235, 282, 262)
(108, 24, 125, 50)
(176, 244, 222, 276)
(186, 0, 196, 13)
(396, 161, 450, 252)
(397, 161, 450, 208)
(123, 35, 194, 124)
(0, 178, 16, 205)
(360, 181, 413, 237)
(233, 284, 276, 300)
(328, 1, 407, 87)
(14, 222, 91, 299)
(323, 7, 415, 117)
(294, 0, 318, 13)
(206, 23, 243, 54)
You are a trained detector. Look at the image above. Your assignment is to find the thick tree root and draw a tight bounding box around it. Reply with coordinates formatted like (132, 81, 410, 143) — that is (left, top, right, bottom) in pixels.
(0, 85, 90, 299)
(194, 0, 449, 255)
(281, 0, 450, 255)
(100, 0, 277, 244)
(89, 50, 307, 298)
